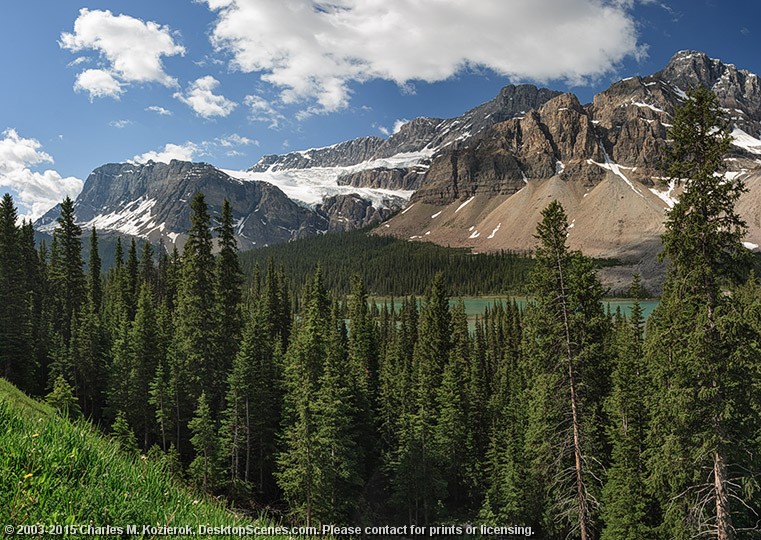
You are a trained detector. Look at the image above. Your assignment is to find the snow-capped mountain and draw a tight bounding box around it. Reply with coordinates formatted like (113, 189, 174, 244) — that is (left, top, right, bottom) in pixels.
(35, 84, 561, 247)
(379, 50, 761, 291)
(34, 51, 761, 290)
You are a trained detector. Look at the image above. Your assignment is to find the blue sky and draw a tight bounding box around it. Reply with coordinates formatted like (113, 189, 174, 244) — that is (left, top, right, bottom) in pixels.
(0, 0, 759, 219)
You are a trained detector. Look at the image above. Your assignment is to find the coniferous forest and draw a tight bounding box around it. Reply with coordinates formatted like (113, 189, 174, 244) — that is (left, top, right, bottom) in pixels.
(1, 90, 761, 539)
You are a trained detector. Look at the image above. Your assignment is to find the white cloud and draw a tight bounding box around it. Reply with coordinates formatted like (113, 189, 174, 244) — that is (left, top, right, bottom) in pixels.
(174, 76, 237, 118)
(203, 0, 645, 115)
(60, 8, 185, 99)
(131, 134, 255, 164)
(244, 95, 286, 128)
(74, 69, 124, 99)
(109, 119, 133, 129)
(131, 142, 200, 164)
(376, 125, 390, 137)
(393, 119, 409, 134)
(216, 133, 257, 147)
(0, 129, 84, 221)
(146, 105, 173, 116)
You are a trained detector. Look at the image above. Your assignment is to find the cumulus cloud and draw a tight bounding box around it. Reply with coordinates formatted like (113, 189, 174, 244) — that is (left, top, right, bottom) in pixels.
(0, 129, 83, 220)
(131, 133, 255, 164)
(60, 8, 185, 99)
(243, 95, 286, 128)
(74, 69, 124, 99)
(203, 0, 645, 115)
(174, 76, 237, 118)
(131, 142, 200, 164)
(146, 105, 173, 116)
(216, 133, 257, 147)
(109, 119, 133, 129)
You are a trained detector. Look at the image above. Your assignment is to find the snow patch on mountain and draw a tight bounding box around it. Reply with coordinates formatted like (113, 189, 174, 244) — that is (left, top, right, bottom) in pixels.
(731, 128, 761, 155)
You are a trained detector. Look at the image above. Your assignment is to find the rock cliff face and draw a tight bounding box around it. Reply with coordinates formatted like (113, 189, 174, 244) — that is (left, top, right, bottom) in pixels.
(37, 160, 328, 249)
(412, 93, 607, 204)
(410, 51, 761, 204)
(248, 84, 563, 192)
(34, 50, 761, 275)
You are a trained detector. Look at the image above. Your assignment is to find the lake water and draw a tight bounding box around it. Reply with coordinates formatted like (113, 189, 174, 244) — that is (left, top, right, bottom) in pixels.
(373, 296, 660, 320)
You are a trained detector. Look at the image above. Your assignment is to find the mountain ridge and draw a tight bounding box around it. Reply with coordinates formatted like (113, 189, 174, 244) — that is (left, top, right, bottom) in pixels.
(34, 50, 761, 290)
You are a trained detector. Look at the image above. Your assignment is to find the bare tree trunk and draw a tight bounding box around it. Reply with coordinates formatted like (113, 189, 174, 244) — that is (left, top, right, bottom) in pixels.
(556, 249, 591, 540)
(714, 451, 733, 540)
(245, 398, 251, 484)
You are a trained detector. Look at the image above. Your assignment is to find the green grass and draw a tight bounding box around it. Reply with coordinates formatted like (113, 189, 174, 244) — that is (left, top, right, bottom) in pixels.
(0, 379, 299, 539)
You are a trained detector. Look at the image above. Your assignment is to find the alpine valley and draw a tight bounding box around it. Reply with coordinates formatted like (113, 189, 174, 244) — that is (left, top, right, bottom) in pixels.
(35, 50, 761, 291)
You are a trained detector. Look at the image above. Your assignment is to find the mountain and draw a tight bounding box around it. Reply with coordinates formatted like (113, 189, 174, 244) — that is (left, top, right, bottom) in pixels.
(35, 51, 761, 290)
(378, 50, 761, 291)
(35, 160, 407, 250)
(36, 84, 560, 248)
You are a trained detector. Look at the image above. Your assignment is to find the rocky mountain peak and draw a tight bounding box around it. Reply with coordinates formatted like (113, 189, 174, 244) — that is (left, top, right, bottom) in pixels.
(659, 50, 761, 134)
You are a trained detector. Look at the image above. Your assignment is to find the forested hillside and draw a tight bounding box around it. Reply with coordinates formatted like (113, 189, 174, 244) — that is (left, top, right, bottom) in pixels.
(1, 88, 760, 538)
(240, 230, 535, 296)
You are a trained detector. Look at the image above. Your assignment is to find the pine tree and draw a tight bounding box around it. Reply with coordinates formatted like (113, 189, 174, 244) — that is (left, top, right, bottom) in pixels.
(49, 196, 85, 344)
(645, 87, 760, 540)
(214, 199, 244, 412)
(522, 201, 610, 539)
(111, 410, 140, 455)
(46, 374, 82, 420)
(601, 275, 651, 540)
(311, 303, 362, 524)
(277, 269, 330, 527)
(188, 392, 221, 492)
(0, 194, 28, 386)
(172, 192, 217, 451)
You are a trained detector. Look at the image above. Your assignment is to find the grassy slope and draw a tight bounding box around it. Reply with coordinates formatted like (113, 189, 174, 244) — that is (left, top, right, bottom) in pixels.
(0, 379, 293, 539)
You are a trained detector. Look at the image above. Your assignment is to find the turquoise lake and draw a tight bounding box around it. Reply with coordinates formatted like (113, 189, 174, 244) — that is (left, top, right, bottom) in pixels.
(373, 297, 660, 320)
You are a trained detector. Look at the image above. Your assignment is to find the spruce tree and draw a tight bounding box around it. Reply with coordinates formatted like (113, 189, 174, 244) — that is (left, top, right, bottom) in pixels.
(128, 283, 161, 449)
(645, 87, 760, 540)
(46, 374, 82, 420)
(601, 275, 651, 540)
(434, 301, 470, 514)
(125, 238, 139, 319)
(522, 201, 610, 539)
(395, 273, 450, 524)
(50, 196, 85, 344)
(311, 303, 362, 524)
(111, 410, 140, 455)
(277, 269, 329, 527)
(172, 192, 217, 451)
(87, 227, 102, 313)
(214, 199, 244, 412)
(0, 194, 28, 385)
(188, 392, 221, 492)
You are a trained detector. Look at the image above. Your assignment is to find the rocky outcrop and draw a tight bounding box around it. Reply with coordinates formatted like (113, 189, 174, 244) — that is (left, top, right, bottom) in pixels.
(318, 194, 400, 232)
(250, 137, 385, 172)
(337, 167, 424, 191)
(413, 93, 607, 204)
(36, 160, 328, 248)
(658, 50, 761, 135)
(249, 84, 563, 173)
